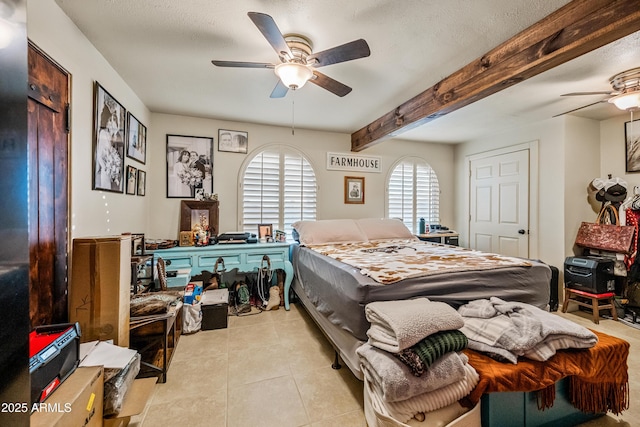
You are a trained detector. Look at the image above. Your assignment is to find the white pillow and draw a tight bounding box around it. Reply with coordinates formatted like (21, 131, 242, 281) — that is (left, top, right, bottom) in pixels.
(292, 219, 368, 245)
(356, 218, 415, 240)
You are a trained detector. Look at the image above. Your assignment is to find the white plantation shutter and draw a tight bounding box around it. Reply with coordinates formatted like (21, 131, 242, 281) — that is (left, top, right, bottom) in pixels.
(242, 147, 316, 237)
(387, 158, 439, 233)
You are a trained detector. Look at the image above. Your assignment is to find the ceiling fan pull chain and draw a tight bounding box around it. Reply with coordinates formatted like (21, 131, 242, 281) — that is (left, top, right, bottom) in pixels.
(291, 90, 296, 135)
(631, 110, 635, 146)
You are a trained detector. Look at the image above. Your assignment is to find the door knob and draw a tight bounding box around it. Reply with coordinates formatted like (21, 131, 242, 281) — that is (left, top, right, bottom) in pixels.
(518, 229, 526, 235)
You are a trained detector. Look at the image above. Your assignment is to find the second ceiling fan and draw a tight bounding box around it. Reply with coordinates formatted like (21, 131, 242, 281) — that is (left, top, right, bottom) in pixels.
(212, 12, 370, 98)
(554, 67, 640, 117)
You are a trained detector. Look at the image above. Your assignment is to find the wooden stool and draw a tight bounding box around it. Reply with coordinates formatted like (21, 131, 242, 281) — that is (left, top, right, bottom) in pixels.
(561, 288, 618, 324)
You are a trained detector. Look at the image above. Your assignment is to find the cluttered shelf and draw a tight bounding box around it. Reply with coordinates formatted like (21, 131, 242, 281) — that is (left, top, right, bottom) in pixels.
(129, 301, 183, 383)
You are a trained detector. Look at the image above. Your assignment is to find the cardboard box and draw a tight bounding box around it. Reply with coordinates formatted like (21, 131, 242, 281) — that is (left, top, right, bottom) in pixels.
(103, 377, 157, 427)
(69, 236, 131, 347)
(31, 366, 104, 427)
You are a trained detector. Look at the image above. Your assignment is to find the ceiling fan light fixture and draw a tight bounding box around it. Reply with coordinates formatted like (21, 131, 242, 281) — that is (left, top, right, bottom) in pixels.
(608, 91, 640, 111)
(275, 62, 313, 90)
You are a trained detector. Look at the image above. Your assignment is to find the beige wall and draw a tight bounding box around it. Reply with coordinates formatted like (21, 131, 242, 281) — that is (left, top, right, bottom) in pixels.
(27, 0, 152, 238)
(148, 113, 455, 238)
(28, 1, 456, 241)
(29, 0, 633, 267)
(563, 116, 600, 257)
(600, 115, 640, 193)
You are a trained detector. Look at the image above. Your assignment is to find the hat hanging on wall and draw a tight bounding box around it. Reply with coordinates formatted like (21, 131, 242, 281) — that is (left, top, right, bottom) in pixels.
(591, 176, 628, 203)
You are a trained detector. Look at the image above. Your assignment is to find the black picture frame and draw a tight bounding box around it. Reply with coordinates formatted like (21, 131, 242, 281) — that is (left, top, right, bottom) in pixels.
(137, 170, 146, 196)
(126, 112, 146, 164)
(218, 129, 248, 154)
(625, 117, 640, 173)
(126, 165, 137, 195)
(166, 134, 214, 198)
(92, 82, 126, 193)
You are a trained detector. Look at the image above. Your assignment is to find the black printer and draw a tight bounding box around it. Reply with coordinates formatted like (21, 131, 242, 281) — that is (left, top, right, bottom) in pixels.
(564, 256, 615, 294)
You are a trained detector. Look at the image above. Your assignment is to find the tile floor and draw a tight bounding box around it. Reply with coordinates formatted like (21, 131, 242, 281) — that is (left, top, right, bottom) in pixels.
(130, 304, 639, 427)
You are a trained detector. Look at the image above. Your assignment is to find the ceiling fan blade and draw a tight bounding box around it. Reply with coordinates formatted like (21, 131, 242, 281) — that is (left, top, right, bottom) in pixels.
(247, 12, 292, 59)
(309, 71, 352, 97)
(561, 91, 616, 96)
(309, 39, 371, 68)
(270, 80, 289, 98)
(211, 60, 274, 69)
(552, 99, 610, 117)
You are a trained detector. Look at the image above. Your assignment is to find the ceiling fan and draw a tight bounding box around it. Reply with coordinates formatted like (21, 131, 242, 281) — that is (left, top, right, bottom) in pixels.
(211, 12, 370, 98)
(554, 67, 640, 117)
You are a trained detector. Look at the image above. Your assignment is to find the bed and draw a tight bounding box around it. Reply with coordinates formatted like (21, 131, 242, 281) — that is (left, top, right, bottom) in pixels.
(290, 218, 552, 380)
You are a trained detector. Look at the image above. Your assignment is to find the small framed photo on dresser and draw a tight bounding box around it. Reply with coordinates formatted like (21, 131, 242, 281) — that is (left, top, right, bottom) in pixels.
(258, 224, 273, 239)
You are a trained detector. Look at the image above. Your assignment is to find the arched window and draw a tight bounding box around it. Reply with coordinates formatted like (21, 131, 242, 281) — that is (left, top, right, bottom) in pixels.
(241, 145, 317, 237)
(387, 157, 440, 233)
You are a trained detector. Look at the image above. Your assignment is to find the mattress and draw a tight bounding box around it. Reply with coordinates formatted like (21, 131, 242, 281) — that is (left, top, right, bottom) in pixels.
(292, 244, 551, 342)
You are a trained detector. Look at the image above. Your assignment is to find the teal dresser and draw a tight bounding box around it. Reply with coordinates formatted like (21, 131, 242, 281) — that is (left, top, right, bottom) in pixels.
(153, 242, 294, 309)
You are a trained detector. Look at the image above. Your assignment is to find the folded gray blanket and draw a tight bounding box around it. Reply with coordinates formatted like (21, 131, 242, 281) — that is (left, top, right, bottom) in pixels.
(357, 343, 468, 403)
(366, 298, 464, 353)
(459, 297, 597, 362)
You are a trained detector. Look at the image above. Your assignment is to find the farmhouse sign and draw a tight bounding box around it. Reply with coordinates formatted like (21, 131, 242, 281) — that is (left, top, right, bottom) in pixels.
(326, 152, 381, 173)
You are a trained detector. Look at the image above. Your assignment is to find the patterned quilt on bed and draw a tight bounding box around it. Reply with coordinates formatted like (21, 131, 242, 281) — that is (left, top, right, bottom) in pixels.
(306, 239, 532, 284)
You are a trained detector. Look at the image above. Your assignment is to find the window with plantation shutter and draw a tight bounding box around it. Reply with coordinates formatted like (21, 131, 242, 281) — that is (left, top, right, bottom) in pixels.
(241, 146, 316, 237)
(387, 158, 440, 233)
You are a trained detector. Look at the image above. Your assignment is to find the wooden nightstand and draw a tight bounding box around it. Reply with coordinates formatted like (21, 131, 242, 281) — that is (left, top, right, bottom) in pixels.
(417, 231, 459, 245)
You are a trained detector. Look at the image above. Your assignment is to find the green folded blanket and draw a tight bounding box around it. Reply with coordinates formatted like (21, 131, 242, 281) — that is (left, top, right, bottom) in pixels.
(396, 330, 468, 376)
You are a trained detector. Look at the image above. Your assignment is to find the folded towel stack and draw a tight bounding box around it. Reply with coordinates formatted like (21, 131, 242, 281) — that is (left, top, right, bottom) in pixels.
(366, 298, 465, 352)
(359, 298, 478, 424)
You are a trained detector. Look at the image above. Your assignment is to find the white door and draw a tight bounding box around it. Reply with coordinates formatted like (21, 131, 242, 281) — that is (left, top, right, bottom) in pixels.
(469, 149, 529, 257)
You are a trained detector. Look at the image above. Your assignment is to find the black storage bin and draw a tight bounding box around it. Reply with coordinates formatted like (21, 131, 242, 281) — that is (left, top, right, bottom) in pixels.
(201, 303, 228, 330)
(564, 256, 615, 294)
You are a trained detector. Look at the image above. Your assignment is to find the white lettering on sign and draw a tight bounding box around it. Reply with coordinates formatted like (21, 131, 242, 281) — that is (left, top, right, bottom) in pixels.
(326, 152, 382, 173)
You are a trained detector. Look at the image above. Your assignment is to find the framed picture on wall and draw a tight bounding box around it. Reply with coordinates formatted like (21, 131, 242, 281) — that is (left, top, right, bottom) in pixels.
(137, 170, 146, 196)
(92, 82, 126, 193)
(625, 117, 640, 172)
(344, 176, 364, 204)
(126, 113, 147, 164)
(218, 129, 248, 154)
(126, 165, 137, 195)
(166, 134, 214, 198)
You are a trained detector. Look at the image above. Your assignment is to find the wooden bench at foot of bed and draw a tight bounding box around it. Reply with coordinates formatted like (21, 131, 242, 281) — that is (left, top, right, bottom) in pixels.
(462, 330, 629, 427)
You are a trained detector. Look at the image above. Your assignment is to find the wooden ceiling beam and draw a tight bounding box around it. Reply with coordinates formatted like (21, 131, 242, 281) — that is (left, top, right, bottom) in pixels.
(351, 0, 640, 152)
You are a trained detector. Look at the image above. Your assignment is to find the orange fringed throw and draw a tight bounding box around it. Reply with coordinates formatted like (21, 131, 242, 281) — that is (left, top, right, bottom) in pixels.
(462, 330, 629, 415)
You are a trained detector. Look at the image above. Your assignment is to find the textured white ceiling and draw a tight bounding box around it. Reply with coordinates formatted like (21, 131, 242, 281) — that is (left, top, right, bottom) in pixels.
(54, 0, 640, 144)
